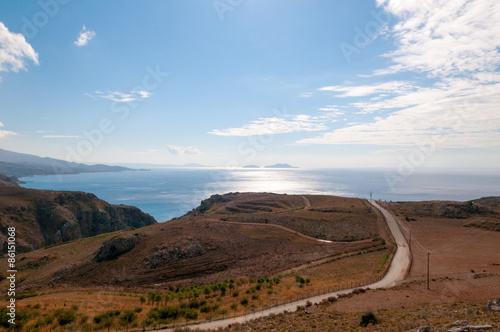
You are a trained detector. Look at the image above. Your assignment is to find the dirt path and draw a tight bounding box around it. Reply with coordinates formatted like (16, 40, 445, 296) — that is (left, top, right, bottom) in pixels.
(159, 200, 411, 332)
(301, 195, 311, 209)
(204, 218, 375, 245)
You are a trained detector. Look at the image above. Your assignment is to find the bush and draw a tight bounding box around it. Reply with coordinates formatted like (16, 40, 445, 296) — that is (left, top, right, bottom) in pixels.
(360, 312, 378, 327)
(119, 310, 137, 327)
(240, 297, 249, 306)
(55, 309, 77, 326)
(183, 308, 199, 321)
(352, 288, 366, 294)
(157, 306, 180, 320)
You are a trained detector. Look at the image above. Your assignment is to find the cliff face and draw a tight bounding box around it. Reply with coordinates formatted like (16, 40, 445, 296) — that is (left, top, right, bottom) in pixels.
(0, 184, 157, 253)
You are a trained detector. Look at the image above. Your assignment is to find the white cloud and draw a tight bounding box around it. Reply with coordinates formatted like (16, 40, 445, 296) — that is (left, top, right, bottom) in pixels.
(42, 135, 82, 138)
(301, 0, 500, 149)
(208, 114, 334, 137)
(86, 90, 153, 102)
(375, 0, 500, 77)
(0, 22, 39, 74)
(319, 81, 413, 97)
(299, 77, 500, 147)
(0, 122, 17, 138)
(74, 26, 96, 47)
(133, 90, 153, 98)
(166, 145, 201, 155)
(300, 92, 313, 98)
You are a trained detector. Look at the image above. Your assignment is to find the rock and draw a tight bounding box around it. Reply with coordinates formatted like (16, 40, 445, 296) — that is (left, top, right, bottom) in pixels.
(417, 326, 434, 332)
(53, 230, 62, 243)
(93, 234, 141, 262)
(447, 325, 493, 332)
(487, 298, 500, 312)
(445, 321, 468, 328)
(143, 238, 206, 269)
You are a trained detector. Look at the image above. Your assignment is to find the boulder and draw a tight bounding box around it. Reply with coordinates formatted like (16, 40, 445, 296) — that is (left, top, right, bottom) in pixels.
(93, 234, 141, 262)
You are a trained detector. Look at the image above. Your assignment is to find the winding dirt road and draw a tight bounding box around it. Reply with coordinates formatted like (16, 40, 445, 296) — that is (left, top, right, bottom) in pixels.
(160, 200, 410, 331)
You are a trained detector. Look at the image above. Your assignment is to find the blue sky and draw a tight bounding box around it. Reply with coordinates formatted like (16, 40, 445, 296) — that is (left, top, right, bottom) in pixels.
(1, 0, 499, 169)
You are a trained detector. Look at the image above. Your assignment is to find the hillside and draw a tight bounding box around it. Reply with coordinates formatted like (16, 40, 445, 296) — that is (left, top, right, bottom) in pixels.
(190, 193, 378, 241)
(1, 193, 386, 292)
(0, 148, 131, 177)
(387, 197, 500, 232)
(0, 180, 157, 253)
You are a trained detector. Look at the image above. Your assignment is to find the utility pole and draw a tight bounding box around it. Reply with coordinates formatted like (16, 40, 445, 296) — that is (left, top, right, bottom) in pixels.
(427, 251, 432, 290)
(370, 191, 372, 200)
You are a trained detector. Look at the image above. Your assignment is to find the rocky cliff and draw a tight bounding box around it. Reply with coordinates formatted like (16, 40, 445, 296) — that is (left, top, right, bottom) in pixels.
(0, 179, 157, 253)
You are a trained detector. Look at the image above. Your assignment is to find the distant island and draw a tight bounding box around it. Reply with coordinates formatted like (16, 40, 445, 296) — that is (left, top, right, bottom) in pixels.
(242, 165, 260, 168)
(264, 163, 298, 169)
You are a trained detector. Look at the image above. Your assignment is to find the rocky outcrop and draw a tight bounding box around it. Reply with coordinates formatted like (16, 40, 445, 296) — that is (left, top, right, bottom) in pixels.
(0, 185, 157, 253)
(33, 192, 156, 245)
(189, 194, 232, 215)
(143, 238, 206, 269)
(407, 320, 495, 332)
(438, 202, 496, 219)
(0, 173, 21, 187)
(94, 234, 142, 262)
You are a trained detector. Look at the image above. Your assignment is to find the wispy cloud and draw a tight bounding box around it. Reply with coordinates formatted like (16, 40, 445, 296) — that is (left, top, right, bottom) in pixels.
(74, 25, 96, 47)
(42, 135, 83, 138)
(0, 22, 39, 75)
(209, 114, 336, 137)
(86, 90, 153, 102)
(302, 0, 500, 149)
(133, 90, 152, 98)
(166, 145, 201, 155)
(300, 92, 313, 98)
(375, 0, 500, 77)
(319, 81, 413, 97)
(0, 121, 17, 138)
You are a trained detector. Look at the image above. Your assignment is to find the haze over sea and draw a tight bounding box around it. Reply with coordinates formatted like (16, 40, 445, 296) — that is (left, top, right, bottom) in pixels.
(20, 168, 500, 223)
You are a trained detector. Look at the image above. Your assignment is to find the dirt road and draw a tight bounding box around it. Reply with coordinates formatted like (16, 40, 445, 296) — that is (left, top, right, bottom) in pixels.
(159, 200, 410, 331)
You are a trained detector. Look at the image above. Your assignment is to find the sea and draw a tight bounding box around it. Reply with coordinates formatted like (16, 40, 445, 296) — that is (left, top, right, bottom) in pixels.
(19, 168, 500, 223)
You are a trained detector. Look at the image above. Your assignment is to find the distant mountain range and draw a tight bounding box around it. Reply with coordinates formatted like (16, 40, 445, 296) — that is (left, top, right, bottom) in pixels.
(0, 148, 131, 177)
(106, 162, 210, 168)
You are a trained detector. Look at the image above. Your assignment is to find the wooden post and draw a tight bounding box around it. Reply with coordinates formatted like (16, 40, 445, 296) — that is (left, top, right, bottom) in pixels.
(427, 251, 432, 290)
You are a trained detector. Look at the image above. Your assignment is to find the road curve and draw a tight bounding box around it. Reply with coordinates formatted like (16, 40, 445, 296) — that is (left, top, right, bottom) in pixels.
(159, 200, 410, 332)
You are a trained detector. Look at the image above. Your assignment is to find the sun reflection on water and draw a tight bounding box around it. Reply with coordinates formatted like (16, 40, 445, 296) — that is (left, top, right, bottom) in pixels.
(208, 169, 352, 197)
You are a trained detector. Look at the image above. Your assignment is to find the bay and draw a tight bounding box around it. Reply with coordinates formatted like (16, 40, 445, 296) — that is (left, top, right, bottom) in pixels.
(20, 168, 500, 222)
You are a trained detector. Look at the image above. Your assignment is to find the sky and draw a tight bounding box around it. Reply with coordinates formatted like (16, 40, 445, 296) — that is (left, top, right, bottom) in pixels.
(0, 0, 499, 169)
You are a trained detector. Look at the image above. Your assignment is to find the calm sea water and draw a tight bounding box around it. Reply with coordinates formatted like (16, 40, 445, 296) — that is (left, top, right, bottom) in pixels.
(20, 168, 500, 222)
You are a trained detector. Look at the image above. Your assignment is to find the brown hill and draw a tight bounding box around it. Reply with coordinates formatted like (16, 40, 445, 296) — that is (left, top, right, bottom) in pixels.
(0, 180, 157, 253)
(387, 197, 500, 232)
(4, 193, 384, 293)
(190, 193, 378, 241)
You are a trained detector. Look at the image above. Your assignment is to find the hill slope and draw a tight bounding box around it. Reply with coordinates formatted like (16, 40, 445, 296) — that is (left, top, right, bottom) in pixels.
(3, 193, 384, 291)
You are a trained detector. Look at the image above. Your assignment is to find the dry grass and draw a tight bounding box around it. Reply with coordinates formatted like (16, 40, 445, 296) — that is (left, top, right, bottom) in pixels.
(0, 247, 393, 330)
